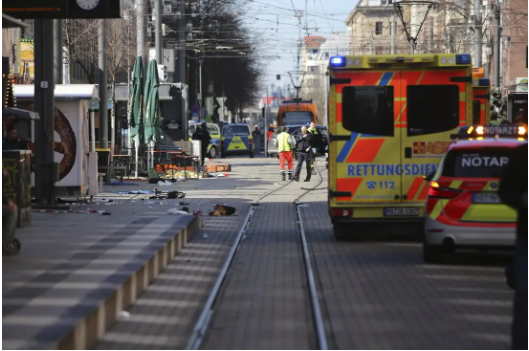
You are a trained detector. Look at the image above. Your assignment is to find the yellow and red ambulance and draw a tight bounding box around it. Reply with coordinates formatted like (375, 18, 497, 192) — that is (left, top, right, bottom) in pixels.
(327, 54, 474, 240)
(471, 70, 491, 124)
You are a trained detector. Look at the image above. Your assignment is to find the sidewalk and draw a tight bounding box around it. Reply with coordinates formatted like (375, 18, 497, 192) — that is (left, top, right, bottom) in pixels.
(2, 159, 282, 350)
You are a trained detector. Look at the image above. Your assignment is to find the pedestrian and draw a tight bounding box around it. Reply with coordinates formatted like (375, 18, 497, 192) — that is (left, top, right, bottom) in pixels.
(499, 139, 528, 350)
(307, 121, 320, 175)
(293, 126, 313, 182)
(267, 127, 274, 142)
(3, 127, 28, 150)
(2, 169, 18, 255)
(192, 122, 211, 169)
(274, 126, 295, 181)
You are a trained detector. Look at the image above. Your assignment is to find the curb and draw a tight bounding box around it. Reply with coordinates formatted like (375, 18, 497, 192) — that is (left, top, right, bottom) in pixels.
(48, 215, 202, 349)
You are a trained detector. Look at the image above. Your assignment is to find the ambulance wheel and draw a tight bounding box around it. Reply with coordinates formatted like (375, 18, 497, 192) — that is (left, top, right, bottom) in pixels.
(249, 151, 254, 158)
(208, 147, 217, 159)
(422, 238, 443, 264)
(333, 223, 348, 241)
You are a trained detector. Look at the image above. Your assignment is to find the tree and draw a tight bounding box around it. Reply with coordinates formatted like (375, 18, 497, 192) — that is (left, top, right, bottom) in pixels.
(163, 0, 263, 117)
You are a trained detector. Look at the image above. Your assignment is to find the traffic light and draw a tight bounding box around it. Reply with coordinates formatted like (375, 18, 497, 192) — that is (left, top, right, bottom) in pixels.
(492, 90, 502, 108)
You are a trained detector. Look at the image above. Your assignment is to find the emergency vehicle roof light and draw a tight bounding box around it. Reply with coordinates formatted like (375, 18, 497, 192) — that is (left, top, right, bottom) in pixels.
(330, 56, 346, 67)
(478, 78, 490, 86)
(454, 124, 528, 140)
(456, 54, 471, 64)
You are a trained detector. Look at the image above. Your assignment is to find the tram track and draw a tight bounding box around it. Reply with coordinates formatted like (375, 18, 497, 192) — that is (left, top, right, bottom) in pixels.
(185, 165, 330, 350)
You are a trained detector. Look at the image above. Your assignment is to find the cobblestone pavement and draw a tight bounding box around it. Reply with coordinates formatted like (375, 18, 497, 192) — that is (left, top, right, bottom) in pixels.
(200, 202, 314, 350)
(300, 200, 513, 350)
(94, 159, 292, 350)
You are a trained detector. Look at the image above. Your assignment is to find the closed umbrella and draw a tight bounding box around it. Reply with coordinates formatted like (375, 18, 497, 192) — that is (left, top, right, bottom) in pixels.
(143, 59, 161, 170)
(127, 56, 144, 178)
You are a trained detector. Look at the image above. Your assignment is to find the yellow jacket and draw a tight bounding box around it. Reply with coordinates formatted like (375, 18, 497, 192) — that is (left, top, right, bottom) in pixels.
(277, 132, 292, 152)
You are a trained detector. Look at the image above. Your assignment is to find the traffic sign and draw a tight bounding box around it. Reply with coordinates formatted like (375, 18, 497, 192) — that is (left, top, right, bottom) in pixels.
(216, 97, 227, 105)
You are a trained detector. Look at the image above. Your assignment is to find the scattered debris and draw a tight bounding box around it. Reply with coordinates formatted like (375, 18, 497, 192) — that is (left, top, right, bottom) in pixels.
(193, 210, 203, 217)
(113, 190, 155, 195)
(118, 311, 131, 320)
(167, 191, 186, 199)
(167, 208, 189, 215)
(98, 210, 111, 215)
(203, 233, 209, 239)
(181, 207, 190, 213)
(179, 201, 190, 205)
(209, 205, 236, 216)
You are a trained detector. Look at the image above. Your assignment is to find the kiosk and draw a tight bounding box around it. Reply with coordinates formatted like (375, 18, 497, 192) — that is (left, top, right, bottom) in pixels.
(13, 84, 99, 197)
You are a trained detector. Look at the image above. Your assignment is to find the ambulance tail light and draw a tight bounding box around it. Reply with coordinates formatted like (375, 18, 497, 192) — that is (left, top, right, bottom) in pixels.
(518, 126, 527, 136)
(330, 208, 353, 218)
(249, 138, 253, 145)
(330, 56, 346, 67)
(428, 181, 462, 199)
(456, 54, 471, 64)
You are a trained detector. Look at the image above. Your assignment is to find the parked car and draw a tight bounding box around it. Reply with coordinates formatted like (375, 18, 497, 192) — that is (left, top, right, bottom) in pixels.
(267, 125, 328, 158)
(220, 123, 254, 158)
(188, 122, 221, 158)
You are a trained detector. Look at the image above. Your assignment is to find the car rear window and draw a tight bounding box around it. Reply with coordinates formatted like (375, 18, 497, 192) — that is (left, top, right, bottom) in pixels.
(407, 85, 459, 136)
(342, 86, 394, 136)
(223, 125, 250, 136)
(442, 148, 511, 178)
(207, 125, 220, 135)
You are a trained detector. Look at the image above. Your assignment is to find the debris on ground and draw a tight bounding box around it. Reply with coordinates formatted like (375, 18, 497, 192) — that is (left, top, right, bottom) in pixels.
(209, 205, 236, 216)
(108, 182, 139, 186)
(203, 233, 209, 239)
(167, 208, 189, 215)
(113, 190, 155, 195)
(179, 201, 190, 205)
(180, 207, 189, 213)
(98, 210, 111, 215)
(118, 311, 130, 320)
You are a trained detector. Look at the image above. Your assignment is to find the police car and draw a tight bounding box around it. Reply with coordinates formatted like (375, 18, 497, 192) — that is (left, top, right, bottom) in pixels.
(422, 124, 527, 263)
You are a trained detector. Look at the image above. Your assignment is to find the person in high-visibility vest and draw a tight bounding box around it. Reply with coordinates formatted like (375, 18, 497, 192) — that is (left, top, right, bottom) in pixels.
(275, 126, 295, 181)
(307, 122, 319, 175)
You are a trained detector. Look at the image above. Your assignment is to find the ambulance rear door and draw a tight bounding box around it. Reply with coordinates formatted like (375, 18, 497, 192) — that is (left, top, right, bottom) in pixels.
(329, 70, 402, 207)
(399, 68, 470, 205)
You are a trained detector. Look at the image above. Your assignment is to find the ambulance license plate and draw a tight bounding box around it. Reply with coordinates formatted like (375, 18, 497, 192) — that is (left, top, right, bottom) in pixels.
(383, 208, 419, 216)
(472, 193, 501, 204)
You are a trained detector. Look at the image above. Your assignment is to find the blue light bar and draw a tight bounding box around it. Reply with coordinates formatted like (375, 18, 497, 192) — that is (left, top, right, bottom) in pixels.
(478, 78, 490, 86)
(456, 54, 471, 64)
(330, 56, 346, 67)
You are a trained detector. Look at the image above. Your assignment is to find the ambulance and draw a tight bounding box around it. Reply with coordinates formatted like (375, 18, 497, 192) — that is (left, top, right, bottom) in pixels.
(471, 68, 491, 124)
(327, 54, 474, 240)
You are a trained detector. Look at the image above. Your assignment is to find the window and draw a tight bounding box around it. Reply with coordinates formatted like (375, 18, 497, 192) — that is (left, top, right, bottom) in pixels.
(342, 86, 395, 136)
(407, 85, 459, 136)
(442, 149, 511, 178)
(375, 22, 383, 35)
(223, 125, 250, 136)
(283, 111, 314, 125)
(472, 100, 481, 124)
(317, 127, 328, 136)
(312, 49, 319, 54)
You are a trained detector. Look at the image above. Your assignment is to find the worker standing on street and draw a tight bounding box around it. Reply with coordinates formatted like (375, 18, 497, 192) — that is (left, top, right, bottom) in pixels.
(307, 122, 319, 176)
(293, 126, 313, 182)
(498, 115, 528, 350)
(274, 126, 294, 181)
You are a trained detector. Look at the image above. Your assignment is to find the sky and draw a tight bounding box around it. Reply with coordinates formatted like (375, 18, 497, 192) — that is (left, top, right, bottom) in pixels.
(239, 0, 359, 93)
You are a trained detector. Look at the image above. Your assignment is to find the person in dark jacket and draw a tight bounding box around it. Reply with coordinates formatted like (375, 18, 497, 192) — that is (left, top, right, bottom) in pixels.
(192, 122, 211, 168)
(3, 127, 28, 150)
(293, 126, 313, 182)
(499, 142, 528, 350)
(2, 169, 18, 255)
